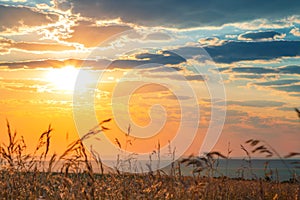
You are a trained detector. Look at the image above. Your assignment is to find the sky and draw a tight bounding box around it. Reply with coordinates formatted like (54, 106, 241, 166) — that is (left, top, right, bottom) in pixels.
(0, 0, 300, 160)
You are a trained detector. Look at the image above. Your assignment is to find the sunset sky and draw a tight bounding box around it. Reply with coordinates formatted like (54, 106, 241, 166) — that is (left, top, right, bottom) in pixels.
(0, 0, 300, 159)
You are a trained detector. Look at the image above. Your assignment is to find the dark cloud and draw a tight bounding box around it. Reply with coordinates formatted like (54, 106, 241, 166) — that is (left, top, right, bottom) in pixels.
(135, 66, 205, 82)
(272, 85, 300, 93)
(135, 51, 186, 65)
(67, 0, 300, 28)
(147, 66, 182, 73)
(185, 74, 206, 81)
(234, 74, 271, 79)
(0, 51, 186, 69)
(144, 73, 205, 82)
(228, 100, 285, 107)
(109, 51, 186, 69)
(290, 93, 300, 97)
(145, 32, 172, 40)
(174, 41, 300, 63)
(173, 46, 209, 60)
(0, 5, 58, 32)
(226, 109, 248, 117)
(217, 67, 230, 72)
(0, 37, 12, 53)
(225, 109, 249, 124)
(239, 31, 283, 40)
(247, 116, 275, 129)
(221, 65, 300, 75)
(108, 60, 148, 69)
(224, 65, 300, 95)
(278, 65, 300, 74)
(277, 107, 297, 111)
(231, 67, 277, 74)
(205, 41, 300, 63)
(164, 94, 191, 100)
(255, 79, 300, 86)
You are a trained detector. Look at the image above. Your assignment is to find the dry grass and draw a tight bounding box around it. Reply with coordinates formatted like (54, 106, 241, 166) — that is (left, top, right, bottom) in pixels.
(0, 172, 299, 199)
(0, 120, 299, 199)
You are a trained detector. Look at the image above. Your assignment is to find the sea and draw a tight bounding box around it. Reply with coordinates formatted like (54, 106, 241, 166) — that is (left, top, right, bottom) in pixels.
(99, 158, 300, 182)
(171, 159, 300, 181)
(15, 158, 300, 182)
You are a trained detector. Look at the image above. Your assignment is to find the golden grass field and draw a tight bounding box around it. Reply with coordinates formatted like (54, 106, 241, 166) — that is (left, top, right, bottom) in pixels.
(0, 120, 299, 199)
(0, 171, 299, 199)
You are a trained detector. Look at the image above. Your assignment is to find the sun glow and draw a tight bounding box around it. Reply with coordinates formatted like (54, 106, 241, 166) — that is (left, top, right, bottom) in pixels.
(45, 65, 79, 91)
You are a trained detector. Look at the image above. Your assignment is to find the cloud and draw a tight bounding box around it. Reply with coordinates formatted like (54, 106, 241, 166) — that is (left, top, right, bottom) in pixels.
(0, 5, 58, 32)
(246, 116, 278, 129)
(0, 37, 76, 53)
(138, 70, 206, 82)
(174, 41, 300, 63)
(134, 51, 186, 65)
(184, 74, 206, 81)
(290, 27, 300, 37)
(0, 59, 65, 69)
(272, 85, 300, 93)
(228, 100, 285, 107)
(254, 79, 300, 86)
(226, 109, 248, 117)
(278, 65, 300, 74)
(238, 31, 284, 41)
(205, 41, 300, 63)
(225, 35, 238, 39)
(67, 0, 300, 28)
(233, 74, 275, 79)
(0, 78, 49, 93)
(145, 32, 172, 41)
(277, 107, 297, 111)
(231, 67, 277, 74)
(62, 21, 131, 47)
(109, 81, 170, 97)
(11, 42, 76, 51)
(108, 60, 148, 69)
(198, 37, 224, 46)
(225, 65, 300, 95)
(0, 59, 110, 69)
(163, 94, 192, 100)
(0, 36, 11, 53)
(0, 50, 186, 69)
(225, 109, 249, 125)
(108, 51, 186, 69)
(146, 66, 182, 73)
(221, 65, 300, 76)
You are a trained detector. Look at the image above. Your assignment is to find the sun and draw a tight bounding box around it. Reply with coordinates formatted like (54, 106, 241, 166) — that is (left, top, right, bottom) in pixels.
(45, 65, 79, 91)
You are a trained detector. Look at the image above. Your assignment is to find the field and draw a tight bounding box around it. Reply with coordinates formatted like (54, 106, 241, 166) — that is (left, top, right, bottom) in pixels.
(0, 120, 299, 199)
(0, 171, 299, 199)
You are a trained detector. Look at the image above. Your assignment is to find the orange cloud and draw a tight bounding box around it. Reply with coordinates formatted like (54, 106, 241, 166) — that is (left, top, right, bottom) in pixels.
(63, 21, 131, 47)
(0, 37, 76, 53)
(290, 27, 300, 37)
(0, 5, 58, 33)
(0, 37, 11, 53)
(11, 42, 76, 51)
